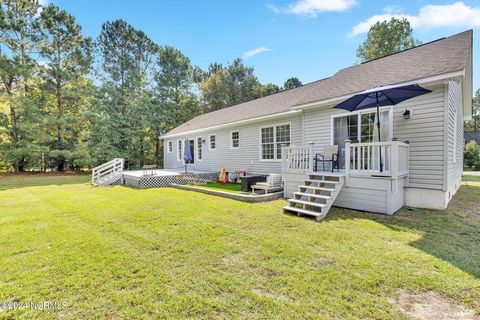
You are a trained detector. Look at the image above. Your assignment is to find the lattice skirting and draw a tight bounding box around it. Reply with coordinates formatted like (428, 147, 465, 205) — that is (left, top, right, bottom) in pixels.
(132, 172, 218, 189)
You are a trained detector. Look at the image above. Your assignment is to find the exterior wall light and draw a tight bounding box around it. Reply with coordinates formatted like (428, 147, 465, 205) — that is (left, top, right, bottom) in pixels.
(403, 109, 411, 120)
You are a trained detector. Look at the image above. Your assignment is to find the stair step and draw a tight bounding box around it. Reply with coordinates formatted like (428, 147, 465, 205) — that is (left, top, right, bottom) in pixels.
(305, 179, 340, 184)
(294, 192, 331, 200)
(288, 198, 327, 208)
(299, 185, 336, 192)
(283, 206, 326, 221)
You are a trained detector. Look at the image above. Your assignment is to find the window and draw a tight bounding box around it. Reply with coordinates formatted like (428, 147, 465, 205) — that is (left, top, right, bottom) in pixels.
(231, 131, 239, 148)
(276, 124, 290, 159)
(197, 137, 203, 160)
(261, 127, 274, 159)
(177, 140, 182, 161)
(209, 134, 216, 150)
(261, 124, 290, 160)
(167, 141, 173, 153)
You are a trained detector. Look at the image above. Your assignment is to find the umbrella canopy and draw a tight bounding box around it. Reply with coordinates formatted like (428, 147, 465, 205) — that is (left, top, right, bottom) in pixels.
(334, 84, 432, 112)
(333, 84, 431, 172)
(183, 137, 192, 173)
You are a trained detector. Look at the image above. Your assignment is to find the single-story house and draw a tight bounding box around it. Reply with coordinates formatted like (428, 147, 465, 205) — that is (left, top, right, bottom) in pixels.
(161, 30, 473, 219)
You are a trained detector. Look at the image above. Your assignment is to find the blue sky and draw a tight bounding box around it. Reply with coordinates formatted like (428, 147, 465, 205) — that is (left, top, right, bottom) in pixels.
(51, 0, 479, 89)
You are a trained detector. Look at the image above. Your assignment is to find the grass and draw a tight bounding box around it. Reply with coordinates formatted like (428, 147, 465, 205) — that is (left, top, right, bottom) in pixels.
(463, 175, 480, 181)
(0, 175, 479, 319)
(193, 182, 243, 193)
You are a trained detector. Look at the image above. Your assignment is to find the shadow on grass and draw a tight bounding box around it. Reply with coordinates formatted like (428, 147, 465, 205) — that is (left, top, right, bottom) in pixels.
(0, 174, 90, 191)
(325, 184, 480, 279)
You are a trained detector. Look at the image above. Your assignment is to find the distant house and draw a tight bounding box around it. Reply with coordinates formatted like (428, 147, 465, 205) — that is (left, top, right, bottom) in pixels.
(161, 30, 473, 218)
(465, 131, 480, 145)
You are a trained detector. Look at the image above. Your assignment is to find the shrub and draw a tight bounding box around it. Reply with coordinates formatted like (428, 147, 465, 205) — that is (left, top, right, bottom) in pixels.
(464, 140, 480, 170)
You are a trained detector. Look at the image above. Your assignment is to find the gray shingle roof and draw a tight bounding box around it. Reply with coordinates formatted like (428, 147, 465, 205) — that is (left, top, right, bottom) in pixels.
(165, 30, 472, 137)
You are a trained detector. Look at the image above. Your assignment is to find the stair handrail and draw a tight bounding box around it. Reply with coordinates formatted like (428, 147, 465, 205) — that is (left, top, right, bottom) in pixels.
(92, 158, 124, 184)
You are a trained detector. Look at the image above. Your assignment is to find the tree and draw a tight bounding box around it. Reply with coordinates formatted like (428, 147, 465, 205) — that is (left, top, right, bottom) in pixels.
(198, 59, 276, 112)
(256, 83, 280, 97)
(38, 4, 93, 171)
(0, 0, 41, 172)
(465, 89, 480, 132)
(356, 18, 421, 63)
(91, 19, 159, 168)
(283, 77, 302, 90)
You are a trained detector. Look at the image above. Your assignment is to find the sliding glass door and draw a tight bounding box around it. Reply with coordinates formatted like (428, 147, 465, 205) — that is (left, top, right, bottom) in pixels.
(332, 108, 391, 169)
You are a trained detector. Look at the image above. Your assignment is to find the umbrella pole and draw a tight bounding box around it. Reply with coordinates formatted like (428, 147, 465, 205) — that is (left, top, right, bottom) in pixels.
(376, 92, 383, 172)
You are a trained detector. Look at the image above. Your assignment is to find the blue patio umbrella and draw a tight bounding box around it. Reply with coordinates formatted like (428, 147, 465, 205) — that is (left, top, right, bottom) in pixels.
(334, 84, 432, 172)
(183, 137, 192, 173)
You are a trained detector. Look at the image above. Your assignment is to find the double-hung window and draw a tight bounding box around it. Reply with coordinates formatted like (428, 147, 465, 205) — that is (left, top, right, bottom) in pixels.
(261, 124, 290, 160)
(231, 131, 239, 148)
(197, 137, 203, 160)
(209, 135, 216, 150)
(167, 141, 173, 153)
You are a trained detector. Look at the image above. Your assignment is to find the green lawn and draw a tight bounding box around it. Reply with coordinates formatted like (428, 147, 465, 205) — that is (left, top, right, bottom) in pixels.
(193, 182, 243, 193)
(0, 175, 479, 319)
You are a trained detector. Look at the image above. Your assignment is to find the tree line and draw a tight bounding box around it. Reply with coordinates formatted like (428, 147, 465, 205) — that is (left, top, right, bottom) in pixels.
(0, 0, 303, 172)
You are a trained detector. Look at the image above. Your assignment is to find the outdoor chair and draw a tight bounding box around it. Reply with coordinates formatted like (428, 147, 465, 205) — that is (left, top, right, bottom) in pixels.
(314, 145, 340, 172)
(251, 174, 283, 194)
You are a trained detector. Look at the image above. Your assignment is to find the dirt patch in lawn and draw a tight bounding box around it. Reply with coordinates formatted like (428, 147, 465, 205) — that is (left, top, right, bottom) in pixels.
(389, 290, 479, 320)
(252, 288, 292, 303)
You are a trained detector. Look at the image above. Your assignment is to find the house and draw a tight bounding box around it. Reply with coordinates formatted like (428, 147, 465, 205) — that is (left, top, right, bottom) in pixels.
(161, 30, 473, 218)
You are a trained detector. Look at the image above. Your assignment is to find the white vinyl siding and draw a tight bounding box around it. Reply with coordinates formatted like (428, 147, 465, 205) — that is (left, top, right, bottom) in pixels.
(447, 80, 464, 192)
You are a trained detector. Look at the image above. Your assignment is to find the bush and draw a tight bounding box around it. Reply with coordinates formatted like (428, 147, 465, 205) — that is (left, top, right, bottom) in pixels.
(464, 140, 480, 170)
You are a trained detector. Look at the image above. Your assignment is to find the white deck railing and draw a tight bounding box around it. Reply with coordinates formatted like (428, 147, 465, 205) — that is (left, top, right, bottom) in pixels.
(282, 141, 409, 178)
(345, 140, 409, 177)
(282, 145, 314, 174)
(92, 158, 124, 184)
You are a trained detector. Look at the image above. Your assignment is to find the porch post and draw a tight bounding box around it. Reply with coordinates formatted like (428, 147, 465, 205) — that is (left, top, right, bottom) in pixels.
(391, 141, 399, 192)
(345, 139, 351, 184)
(308, 144, 314, 174)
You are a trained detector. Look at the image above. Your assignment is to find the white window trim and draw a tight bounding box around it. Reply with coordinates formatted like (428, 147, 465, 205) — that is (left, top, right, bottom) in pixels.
(330, 106, 393, 145)
(195, 136, 203, 161)
(258, 122, 291, 162)
(453, 109, 457, 163)
(177, 139, 183, 161)
(167, 141, 173, 153)
(230, 130, 240, 149)
(208, 134, 216, 151)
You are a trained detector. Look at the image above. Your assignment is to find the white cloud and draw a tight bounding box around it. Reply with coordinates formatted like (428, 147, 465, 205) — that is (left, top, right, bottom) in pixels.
(269, 0, 357, 17)
(242, 47, 272, 59)
(350, 2, 480, 37)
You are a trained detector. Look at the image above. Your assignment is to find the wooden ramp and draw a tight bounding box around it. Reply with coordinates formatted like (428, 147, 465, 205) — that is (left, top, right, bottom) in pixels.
(283, 174, 344, 221)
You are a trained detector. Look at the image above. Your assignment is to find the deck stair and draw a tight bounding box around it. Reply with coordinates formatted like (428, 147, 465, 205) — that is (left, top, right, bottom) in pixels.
(283, 174, 344, 221)
(92, 158, 124, 186)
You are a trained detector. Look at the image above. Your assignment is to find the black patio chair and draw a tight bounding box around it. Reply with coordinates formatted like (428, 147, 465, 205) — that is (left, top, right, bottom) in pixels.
(314, 145, 340, 172)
